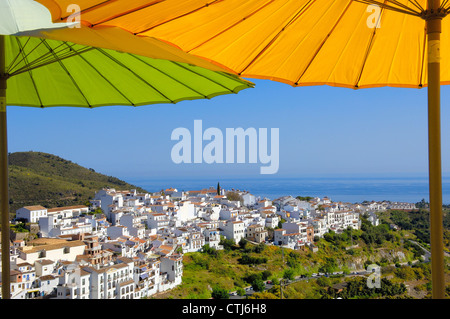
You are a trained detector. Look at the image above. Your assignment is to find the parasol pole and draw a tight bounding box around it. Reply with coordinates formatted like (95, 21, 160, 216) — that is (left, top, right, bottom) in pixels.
(0, 34, 10, 299)
(426, 0, 445, 299)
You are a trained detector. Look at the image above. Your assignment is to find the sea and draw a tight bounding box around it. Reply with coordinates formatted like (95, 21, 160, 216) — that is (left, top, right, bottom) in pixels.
(126, 176, 450, 205)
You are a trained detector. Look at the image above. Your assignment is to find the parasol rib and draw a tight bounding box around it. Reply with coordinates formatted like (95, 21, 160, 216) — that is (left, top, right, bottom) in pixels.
(294, 0, 353, 85)
(409, 0, 425, 11)
(95, 47, 175, 103)
(89, 1, 165, 27)
(353, 0, 421, 16)
(128, 53, 210, 99)
(354, 6, 386, 88)
(10, 40, 94, 77)
(41, 40, 92, 106)
(238, 0, 317, 76)
(59, 0, 115, 21)
(419, 26, 427, 86)
(7, 37, 32, 74)
(186, 0, 275, 54)
(14, 37, 44, 107)
(10, 41, 72, 74)
(134, 0, 223, 35)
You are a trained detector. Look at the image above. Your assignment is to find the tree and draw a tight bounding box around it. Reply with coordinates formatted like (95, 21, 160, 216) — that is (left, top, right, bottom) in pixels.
(236, 287, 246, 296)
(226, 191, 243, 203)
(219, 236, 236, 251)
(319, 257, 338, 274)
(202, 244, 219, 257)
(261, 270, 272, 280)
(217, 182, 221, 195)
(277, 218, 286, 228)
(283, 268, 295, 281)
(296, 196, 313, 201)
(244, 273, 262, 285)
(211, 286, 229, 299)
(239, 237, 248, 250)
(252, 279, 266, 292)
(271, 277, 280, 285)
(286, 251, 300, 268)
(253, 242, 266, 253)
(416, 198, 429, 209)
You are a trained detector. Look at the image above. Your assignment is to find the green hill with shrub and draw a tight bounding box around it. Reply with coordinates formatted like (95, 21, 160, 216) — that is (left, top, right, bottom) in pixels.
(7, 151, 147, 214)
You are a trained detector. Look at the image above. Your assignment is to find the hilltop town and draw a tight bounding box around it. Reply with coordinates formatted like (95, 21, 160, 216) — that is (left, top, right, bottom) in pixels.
(3, 185, 416, 299)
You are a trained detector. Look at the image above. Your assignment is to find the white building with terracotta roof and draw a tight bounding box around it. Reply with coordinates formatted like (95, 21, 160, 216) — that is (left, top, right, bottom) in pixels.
(265, 214, 279, 229)
(241, 192, 257, 206)
(173, 201, 197, 222)
(40, 218, 93, 238)
(273, 229, 302, 249)
(80, 260, 134, 299)
(93, 188, 124, 220)
(160, 254, 183, 287)
(16, 238, 86, 265)
(38, 274, 58, 296)
(220, 220, 245, 243)
(219, 208, 239, 220)
(183, 231, 205, 253)
(15, 205, 47, 223)
(9, 262, 39, 299)
(119, 213, 146, 238)
(311, 217, 328, 237)
(255, 199, 272, 209)
(147, 212, 170, 231)
(55, 265, 90, 299)
(46, 205, 89, 220)
(245, 224, 268, 243)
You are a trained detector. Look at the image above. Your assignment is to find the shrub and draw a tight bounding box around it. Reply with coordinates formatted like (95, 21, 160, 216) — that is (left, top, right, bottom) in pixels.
(238, 254, 268, 265)
(211, 286, 229, 299)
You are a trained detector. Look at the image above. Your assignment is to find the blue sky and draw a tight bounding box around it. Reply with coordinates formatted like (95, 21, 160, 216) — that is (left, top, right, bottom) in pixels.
(7, 78, 450, 183)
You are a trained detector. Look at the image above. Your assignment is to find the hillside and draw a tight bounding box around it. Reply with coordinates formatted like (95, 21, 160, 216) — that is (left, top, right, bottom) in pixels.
(155, 219, 450, 299)
(7, 151, 148, 214)
(377, 209, 450, 252)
